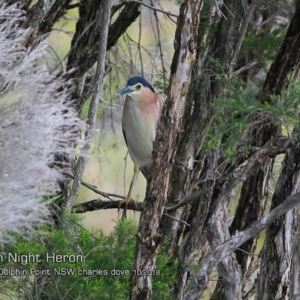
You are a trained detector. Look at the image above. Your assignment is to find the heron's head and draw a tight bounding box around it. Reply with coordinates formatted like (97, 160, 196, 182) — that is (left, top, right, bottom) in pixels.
(118, 76, 155, 99)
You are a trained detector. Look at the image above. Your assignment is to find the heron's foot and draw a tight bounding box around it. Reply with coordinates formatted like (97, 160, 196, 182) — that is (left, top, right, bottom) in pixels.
(119, 196, 138, 210)
(119, 196, 138, 218)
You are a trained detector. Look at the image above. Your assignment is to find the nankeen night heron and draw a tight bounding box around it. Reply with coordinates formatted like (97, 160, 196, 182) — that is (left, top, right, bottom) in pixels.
(118, 76, 162, 214)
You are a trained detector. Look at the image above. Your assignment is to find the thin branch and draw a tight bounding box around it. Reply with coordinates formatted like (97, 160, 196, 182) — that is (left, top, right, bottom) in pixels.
(52, 27, 74, 36)
(163, 212, 190, 227)
(132, 0, 178, 18)
(45, 42, 66, 73)
(72, 198, 143, 213)
(229, 0, 257, 77)
(62, 172, 126, 200)
(166, 191, 201, 212)
(138, 10, 144, 77)
(232, 60, 258, 76)
(52, 20, 97, 74)
(217, 137, 294, 211)
(72, 199, 190, 227)
(67, 3, 80, 10)
(150, 0, 167, 90)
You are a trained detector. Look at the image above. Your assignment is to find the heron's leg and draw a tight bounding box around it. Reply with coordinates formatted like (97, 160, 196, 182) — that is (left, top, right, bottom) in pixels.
(127, 164, 140, 199)
(120, 164, 140, 218)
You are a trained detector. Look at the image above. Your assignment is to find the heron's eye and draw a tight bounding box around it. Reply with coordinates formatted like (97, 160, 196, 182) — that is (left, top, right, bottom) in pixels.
(136, 84, 142, 91)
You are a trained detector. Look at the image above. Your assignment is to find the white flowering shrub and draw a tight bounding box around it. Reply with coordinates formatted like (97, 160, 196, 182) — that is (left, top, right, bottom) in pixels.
(0, 2, 82, 244)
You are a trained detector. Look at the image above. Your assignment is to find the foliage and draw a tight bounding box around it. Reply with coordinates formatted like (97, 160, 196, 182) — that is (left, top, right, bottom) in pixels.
(205, 76, 300, 162)
(153, 71, 170, 95)
(240, 27, 285, 69)
(0, 216, 176, 300)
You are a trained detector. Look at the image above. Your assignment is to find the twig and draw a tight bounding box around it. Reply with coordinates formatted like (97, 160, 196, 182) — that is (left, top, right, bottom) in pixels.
(52, 27, 74, 37)
(132, 0, 178, 18)
(166, 191, 201, 212)
(228, 0, 257, 77)
(138, 10, 144, 77)
(72, 199, 190, 227)
(51, 20, 96, 74)
(163, 212, 190, 227)
(67, 3, 80, 10)
(62, 172, 126, 200)
(150, 0, 167, 90)
(72, 198, 143, 213)
(123, 151, 129, 197)
(45, 42, 66, 73)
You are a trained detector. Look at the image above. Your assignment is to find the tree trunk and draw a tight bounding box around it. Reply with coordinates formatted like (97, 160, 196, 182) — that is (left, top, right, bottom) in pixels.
(131, 0, 203, 298)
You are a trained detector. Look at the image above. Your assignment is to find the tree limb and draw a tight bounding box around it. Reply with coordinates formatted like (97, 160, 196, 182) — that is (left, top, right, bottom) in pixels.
(72, 199, 143, 213)
(62, 171, 126, 201)
(132, 0, 178, 18)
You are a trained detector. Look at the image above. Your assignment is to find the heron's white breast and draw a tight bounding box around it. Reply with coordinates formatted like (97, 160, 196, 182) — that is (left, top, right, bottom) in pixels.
(122, 98, 157, 167)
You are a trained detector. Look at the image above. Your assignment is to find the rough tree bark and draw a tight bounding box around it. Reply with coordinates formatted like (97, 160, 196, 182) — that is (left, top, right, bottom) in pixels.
(131, 0, 203, 299)
(254, 1, 300, 298)
(166, 0, 258, 298)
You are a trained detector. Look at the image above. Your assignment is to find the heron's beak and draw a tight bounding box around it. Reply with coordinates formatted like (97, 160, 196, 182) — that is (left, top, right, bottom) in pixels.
(118, 86, 135, 95)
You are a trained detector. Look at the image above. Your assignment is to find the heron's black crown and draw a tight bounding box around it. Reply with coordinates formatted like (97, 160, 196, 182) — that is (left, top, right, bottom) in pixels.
(127, 76, 155, 93)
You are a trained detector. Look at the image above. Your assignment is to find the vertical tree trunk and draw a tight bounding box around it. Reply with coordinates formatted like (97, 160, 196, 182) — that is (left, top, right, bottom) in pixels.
(131, 0, 203, 299)
(255, 1, 300, 297)
(258, 146, 300, 299)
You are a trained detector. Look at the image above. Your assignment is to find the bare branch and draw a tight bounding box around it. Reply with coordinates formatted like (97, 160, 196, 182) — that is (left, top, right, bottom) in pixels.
(72, 199, 190, 228)
(62, 172, 126, 200)
(207, 137, 295, 298)
(24, 0, 71, 48)
(132, 0, 178, 18)
(221, 137, 294, 201)
(72, 199, 143, 213)
(150, 0, 167, 90)
(228, 0, 257, 77)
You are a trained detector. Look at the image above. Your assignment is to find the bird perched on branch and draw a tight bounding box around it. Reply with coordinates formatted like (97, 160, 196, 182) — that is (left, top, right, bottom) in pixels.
(119, 76, 162, 215)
